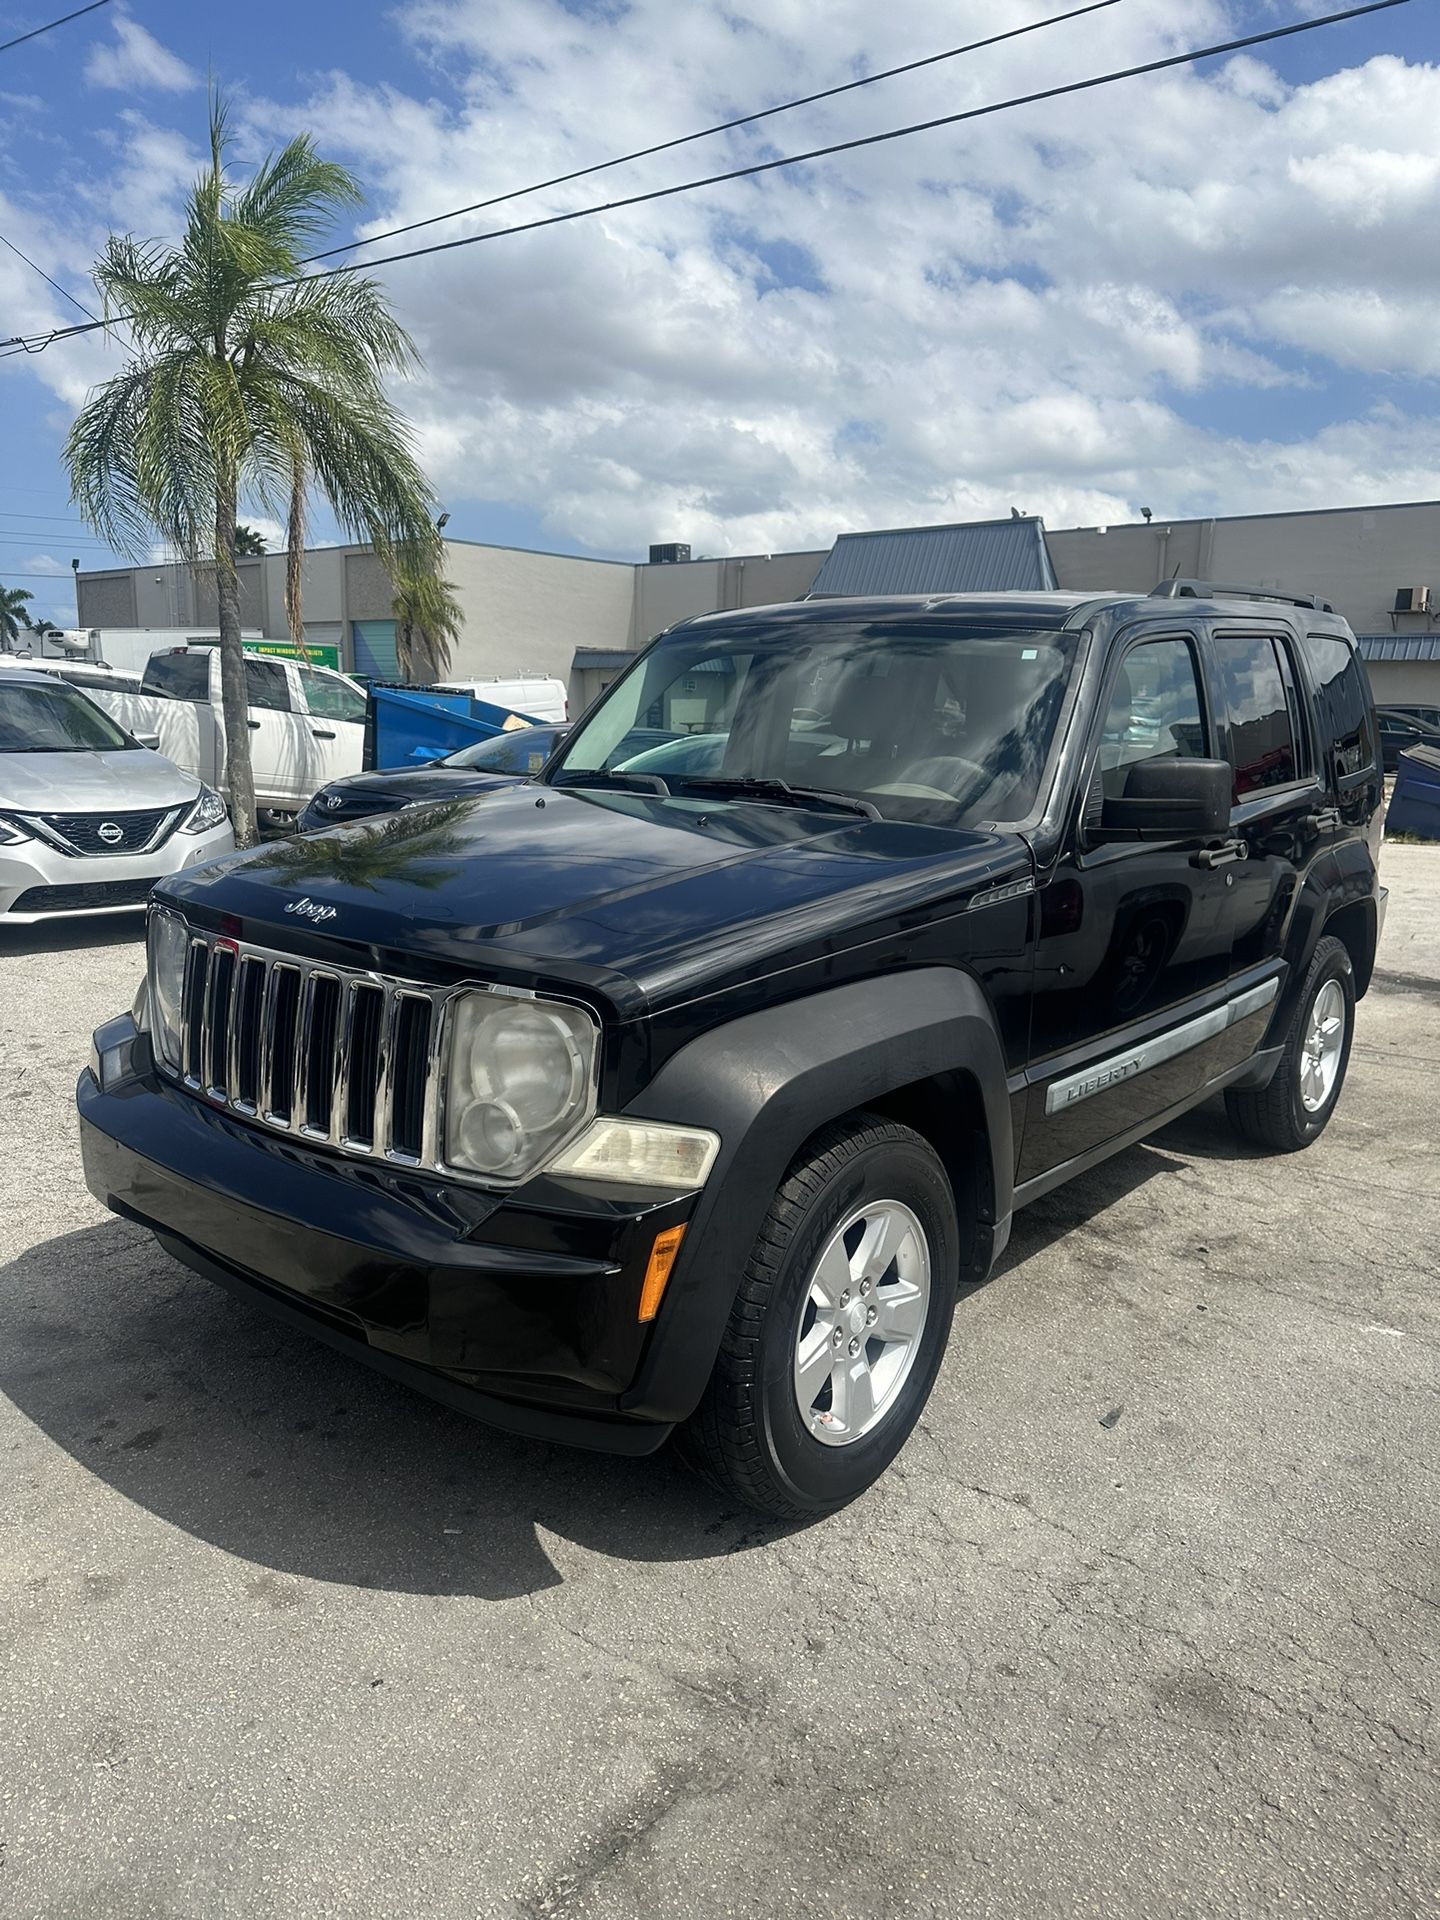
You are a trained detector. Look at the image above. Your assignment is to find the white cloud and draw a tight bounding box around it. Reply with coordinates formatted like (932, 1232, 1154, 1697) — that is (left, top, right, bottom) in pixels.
(14, 553, 70, 577)
(85, 17, 197, 95)
(10, 1, 1440, 562)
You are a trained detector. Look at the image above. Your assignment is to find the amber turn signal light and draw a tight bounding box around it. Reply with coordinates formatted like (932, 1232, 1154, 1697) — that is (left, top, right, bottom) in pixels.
(639, 1225, 686, 1322)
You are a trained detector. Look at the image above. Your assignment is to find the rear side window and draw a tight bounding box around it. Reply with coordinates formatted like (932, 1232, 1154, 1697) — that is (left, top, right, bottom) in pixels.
(1212, 635, 1301, 799)
(244, 659, 291, 712)
(141, 651, 211, 701)
(297, 667, 367, 724)
(1301, 632, 1375, 780)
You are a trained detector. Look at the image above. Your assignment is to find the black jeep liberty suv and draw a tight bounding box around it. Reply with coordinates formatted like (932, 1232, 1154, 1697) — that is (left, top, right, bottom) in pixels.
(79, 584, 1385, 1518)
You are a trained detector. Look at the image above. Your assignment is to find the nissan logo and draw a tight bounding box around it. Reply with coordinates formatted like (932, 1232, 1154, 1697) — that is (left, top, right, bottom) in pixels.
(285, 896, 338, 923)
(97, 821, 124, 846)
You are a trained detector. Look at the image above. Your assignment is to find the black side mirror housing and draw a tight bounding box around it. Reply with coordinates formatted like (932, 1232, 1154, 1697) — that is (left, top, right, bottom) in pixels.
(1096, 757, 1232, 841)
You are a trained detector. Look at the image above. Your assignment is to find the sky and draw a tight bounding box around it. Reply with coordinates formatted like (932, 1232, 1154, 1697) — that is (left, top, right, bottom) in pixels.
(0, 0, 1436, 625)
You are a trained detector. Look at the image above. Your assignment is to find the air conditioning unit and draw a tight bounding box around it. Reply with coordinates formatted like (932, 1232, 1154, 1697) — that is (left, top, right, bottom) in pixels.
(648, 543, 692, 565)
(1393, 585, 1431, 613)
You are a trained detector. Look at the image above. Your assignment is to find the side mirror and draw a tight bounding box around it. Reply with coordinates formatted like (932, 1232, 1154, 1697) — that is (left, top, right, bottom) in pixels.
(1096, 757, 1232, 841)
(137, 732, 161, 752)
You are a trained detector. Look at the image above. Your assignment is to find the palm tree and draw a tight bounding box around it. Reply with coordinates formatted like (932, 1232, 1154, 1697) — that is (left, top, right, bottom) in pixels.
(234, 523, 268, 555)
(64, 94, 446, 847)
(1, 584, 34, 649)
(392, 564, 463, 684)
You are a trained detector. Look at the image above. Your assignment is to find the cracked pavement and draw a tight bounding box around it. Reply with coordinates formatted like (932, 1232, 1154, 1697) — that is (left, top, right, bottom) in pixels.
(1, 848, 1436, 1918)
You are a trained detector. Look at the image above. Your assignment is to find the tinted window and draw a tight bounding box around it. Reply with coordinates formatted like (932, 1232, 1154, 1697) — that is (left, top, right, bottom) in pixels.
(1097, 638, 1206, 799)
(1302, 633, 1375, 779)
(142, 651, 211, 701)
(554, 622, 1079, 826)
(298, 667, 366, 724)
(244, 658, 291, 712)
(443, 726, 562, 773)
(0, 682, 136, 752)
(1213, 636, 1298, 798)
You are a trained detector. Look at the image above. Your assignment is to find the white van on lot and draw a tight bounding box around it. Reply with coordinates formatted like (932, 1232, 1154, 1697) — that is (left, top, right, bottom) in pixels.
(431, 675, 569, 723)
(0, 668, 234, 922)
(81, 644, 368, 818)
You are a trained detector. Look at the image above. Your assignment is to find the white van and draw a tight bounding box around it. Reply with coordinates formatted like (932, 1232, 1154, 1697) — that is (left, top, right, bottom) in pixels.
(80, 644, 368, 817)
(431, 675, 569, 723)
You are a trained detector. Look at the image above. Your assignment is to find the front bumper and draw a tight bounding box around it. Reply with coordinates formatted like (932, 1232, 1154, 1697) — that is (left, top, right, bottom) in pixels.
(78, 1016, 696, 1454)
(0, 822, 234, 921)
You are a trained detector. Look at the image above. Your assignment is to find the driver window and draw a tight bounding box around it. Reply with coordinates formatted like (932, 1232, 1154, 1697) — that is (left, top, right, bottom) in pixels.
(1098, 639, 1206, 799)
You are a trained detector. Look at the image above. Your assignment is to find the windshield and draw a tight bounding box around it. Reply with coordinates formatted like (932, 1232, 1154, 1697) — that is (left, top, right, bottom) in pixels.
(441, 726, 563, 773)
(548, 618, 1078, 824)
(0, 681, 139, 754)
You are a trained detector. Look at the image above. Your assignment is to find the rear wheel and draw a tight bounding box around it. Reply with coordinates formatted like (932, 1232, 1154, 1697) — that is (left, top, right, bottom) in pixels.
(679, 1115, 959, 1520)
(1224, 935, 1355, 1152)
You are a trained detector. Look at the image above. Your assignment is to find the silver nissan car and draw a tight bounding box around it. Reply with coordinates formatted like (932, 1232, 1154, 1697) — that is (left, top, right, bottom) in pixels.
(0, 667, 234, 922)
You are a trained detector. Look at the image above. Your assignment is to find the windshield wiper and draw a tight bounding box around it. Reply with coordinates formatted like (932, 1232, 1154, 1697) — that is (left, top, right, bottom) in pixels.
(669, 775, 880, 821)
(550, 767, 672, 797)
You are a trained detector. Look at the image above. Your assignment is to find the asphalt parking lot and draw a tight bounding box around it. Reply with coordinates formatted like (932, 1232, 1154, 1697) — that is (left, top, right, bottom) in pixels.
(2, 851, 1436, 1920)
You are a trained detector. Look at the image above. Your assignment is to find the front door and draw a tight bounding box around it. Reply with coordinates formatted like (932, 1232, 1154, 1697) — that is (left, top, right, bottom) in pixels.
(234, 655, 314, 811)
(1019, 630, 1235, 1186)
(294, 665, 367, 788)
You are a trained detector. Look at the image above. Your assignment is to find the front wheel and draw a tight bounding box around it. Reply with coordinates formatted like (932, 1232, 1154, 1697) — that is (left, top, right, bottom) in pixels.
(1224, 935, 1355, 1152)
(678, 1115, 959, 1520)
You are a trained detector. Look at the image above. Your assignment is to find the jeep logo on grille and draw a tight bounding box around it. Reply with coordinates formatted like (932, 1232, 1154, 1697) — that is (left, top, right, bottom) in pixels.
(97, 821, 124, 846)
(285, 896, 338, 923)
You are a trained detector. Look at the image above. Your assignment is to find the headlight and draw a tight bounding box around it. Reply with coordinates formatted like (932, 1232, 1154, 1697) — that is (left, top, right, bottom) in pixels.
(0, 814, 31, 845)
(148, 910, 189, 1071)
(181, 784, 228, 835)
(443, 989, 598, 1182)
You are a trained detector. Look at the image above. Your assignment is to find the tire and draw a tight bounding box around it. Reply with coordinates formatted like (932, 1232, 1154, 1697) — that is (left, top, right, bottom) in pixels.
(1224, 935, 1355, 1152)
(678, 1114, 959, 1520)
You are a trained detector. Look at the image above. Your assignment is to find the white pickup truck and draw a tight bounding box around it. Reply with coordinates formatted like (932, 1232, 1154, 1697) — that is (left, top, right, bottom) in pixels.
(81, 645, 367, 818)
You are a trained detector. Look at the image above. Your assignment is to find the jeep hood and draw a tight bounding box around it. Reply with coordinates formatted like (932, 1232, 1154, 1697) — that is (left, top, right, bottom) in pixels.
(157, 783, 1027, 1017)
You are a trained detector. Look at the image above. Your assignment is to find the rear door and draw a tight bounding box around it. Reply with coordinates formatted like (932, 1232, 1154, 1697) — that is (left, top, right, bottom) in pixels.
(1021, 627, 1236, 1184)
(232, 655, 316, 810)
(1202, 626, 1321, 1069)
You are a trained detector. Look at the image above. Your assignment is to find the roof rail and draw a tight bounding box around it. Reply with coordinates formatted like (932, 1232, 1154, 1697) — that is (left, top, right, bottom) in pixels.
(1149, 578, 1335, 614)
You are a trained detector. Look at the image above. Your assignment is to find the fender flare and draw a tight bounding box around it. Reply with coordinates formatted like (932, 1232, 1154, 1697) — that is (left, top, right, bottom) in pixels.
(618, 967, 1012, 1423)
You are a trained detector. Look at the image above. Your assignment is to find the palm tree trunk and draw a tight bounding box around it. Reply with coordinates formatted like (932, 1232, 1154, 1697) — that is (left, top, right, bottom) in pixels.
(215, 468, 259, 848)
(284, 456, 310, 665)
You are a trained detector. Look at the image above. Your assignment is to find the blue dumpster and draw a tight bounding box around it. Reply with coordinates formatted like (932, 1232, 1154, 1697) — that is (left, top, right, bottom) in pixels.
(1385, 743, 1440, 841)
(364, 685, 543, 769)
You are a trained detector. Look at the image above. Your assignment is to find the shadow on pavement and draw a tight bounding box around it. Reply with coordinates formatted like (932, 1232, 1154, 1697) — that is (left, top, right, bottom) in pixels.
(1, 1219, 796, 1604)
(4, 1107, 1237, 1603)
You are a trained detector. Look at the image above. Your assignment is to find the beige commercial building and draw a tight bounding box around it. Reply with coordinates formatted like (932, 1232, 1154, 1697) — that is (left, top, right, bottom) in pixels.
(78, 498, 1440, 712)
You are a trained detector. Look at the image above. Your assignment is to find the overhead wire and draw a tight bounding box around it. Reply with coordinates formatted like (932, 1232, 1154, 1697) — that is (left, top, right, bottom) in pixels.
(0, 0, 111, 57)
(300, 0, 1126, 266)
(0, 232, 99, 321)
(0, 0, 1409, 363)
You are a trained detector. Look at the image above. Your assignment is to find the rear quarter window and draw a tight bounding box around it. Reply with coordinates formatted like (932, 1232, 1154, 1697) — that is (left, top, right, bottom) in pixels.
(1302, 632, 1376, 779)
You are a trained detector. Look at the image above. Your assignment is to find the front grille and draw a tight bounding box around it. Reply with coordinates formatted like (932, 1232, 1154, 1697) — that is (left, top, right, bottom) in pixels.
(164, 921, 447, 1166)
(13, 878, 155, 915)
(33, 807, 181, 856)
(303, 789, 411, 829)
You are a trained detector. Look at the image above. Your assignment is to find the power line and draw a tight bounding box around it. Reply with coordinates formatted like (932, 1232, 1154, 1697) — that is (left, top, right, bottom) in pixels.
(0, 0, 1408, 361)
(0, 232, 99, 321)
(301, 0, 1125, 267)
(0, 0, 111, 56)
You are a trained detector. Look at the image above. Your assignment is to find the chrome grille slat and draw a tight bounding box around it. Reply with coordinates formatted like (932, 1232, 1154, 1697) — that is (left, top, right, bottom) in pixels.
(157, 922, 461, 1179)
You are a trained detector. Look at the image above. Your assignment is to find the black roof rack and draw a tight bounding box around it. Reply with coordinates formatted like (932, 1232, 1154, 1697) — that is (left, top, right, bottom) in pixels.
(1149, 578, 1335, 614)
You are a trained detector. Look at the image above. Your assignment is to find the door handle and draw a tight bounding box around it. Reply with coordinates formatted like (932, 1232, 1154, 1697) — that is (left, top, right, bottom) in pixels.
(311, 728, 336, 740)
(1193, 840, 1248, 869)
(247, 719, 260, 730)
(1303, 807, 1342, 834)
